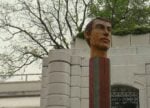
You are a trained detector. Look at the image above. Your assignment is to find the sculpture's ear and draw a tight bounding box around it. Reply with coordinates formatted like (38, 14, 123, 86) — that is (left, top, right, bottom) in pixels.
(84, 31, 90, 40)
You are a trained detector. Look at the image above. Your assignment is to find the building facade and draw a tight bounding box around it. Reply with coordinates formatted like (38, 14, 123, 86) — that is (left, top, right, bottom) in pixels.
(41, 33, 150, 108)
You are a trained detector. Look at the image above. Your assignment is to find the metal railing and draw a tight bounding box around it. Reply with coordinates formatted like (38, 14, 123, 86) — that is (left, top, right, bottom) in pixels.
(0, 73, 41, 82)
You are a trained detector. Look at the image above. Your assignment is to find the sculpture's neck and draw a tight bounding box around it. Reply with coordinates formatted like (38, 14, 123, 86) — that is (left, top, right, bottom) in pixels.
(90, 47, 108, 58)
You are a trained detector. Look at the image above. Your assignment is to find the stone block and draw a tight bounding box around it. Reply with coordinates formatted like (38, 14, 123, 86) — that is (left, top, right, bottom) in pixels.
(71, 76, 81, 87)
(112, 35, 131, 47)
(110, 55, 129, 65)
(136, 64, 146, 74)
(131, 34, 149, 46)
(41, 87, 48, 98)
(41, 98, 47, 108)
(81, 87, 89, 99)
(48, 83, 70, 96)
(111, 65, 134, 85)
(42, 67, 48, 77)
(81, 77, 89, 88)
(147, 87, 150, 97)
(81, 99, 89, 108)
(41, 76, 48, 88)
(147, 76, 150, 86)
(71, 56, 82, 65)
(71, 87, 80, 98)
(146, 63, 150, 74)
(49, 50, 70, 63)
(81, 67, 89, 77)
(48, 72, 70, 84)
(148, 98, 150, 108)
(47, 107, 67, 108)
(47, 95, 69, 107)
(48, 62, 70, 73)
(134, 75, 146, 89)
(136, 46, 150, 54)
(43, 57, 49, 67)
(71, 48, 90, 57)
(70, 98, 80, 108)
(81, 57, 89, 67)
(71, 65, 81, 76)
(108, 47, 136, 56)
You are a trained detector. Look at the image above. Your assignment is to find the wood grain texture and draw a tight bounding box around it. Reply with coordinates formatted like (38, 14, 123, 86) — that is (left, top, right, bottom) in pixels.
(89, 57, 110, 108)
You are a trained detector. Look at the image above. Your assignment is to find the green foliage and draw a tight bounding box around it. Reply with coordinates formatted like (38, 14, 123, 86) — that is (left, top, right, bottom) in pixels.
(89, 0, 150, 33)
(76, 32, 85, 39)
(112, 26, 150, 36)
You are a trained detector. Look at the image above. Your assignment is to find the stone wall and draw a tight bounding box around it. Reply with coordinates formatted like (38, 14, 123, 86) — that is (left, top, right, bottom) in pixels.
(41, 33, 150, 108)
(41, 48, 150, 108)
(41, 50, 90, 108)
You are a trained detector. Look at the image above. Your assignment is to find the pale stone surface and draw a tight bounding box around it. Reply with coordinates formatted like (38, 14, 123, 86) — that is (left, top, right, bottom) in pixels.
(81, 77, 89, 88)
(48, 50, 70, 63)
(48, 62, 70, 73)
(41, 68, 48, 88)
(71, 98, 80, 108)
(145, 63, 150, 74)
(111, 66, 135, 85)
(71, 87, 80, 98)
(47, 106, 67, 108)
(71, 76, 81, 87)
(131, 34, 149, 46)
(112, 35, 131, 47)
(41, 34, 150, 108)
(43, 57, 49, 67)
(48, 72, 70, 84)
(71, 49, 90, 57)
(134, 75, 147, 88)
(41, 87, 48, 98)
(108, 47, 137, 56)
(74, 38, 89, 49)
(41, 98, 47, 108)
(148, 98, 150, 108)
(135, 64, 146, 74)
(47, 95, 69, 107)
(71, 56, 82, 65)
(81, 88, 89, 99)
(48, 83, 70, 96)
(71, 65, 81, 76)
(0, 81, 41, 92)
(139, 89, 147, 108)
(81, 58, 89, 67)
(81, 99, 89, 108)
(147, 87, 150, 97)
(136, 46, 150, 54)
(81, 67, 89, 77)
(146, 76, 150, 86)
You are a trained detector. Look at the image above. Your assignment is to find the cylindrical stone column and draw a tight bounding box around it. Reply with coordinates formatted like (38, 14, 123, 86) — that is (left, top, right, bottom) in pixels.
(47, 50, 71, 108)
(89, 57, 110, 108)
(41, 57, 49, 108)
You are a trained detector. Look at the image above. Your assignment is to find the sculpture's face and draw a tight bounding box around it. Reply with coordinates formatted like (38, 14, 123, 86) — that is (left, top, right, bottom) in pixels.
(89, 19, 112, 51)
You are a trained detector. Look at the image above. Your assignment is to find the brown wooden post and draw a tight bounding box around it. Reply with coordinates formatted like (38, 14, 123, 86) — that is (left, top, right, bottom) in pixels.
(89, 57, 110, 108)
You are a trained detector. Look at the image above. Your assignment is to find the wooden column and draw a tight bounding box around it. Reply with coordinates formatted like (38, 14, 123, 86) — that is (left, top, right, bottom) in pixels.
(89, 57, 110, 108)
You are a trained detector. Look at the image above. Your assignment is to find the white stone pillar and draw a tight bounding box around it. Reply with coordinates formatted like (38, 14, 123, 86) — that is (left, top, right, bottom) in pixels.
(47, 50, 71, 108)
(81, 57, 89, 108)
(70, 56, 82, 108)
(41, 57, 49, 108)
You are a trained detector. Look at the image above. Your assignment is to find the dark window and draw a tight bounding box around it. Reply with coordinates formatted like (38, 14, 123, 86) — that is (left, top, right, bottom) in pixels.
(111, 85, 139, 108)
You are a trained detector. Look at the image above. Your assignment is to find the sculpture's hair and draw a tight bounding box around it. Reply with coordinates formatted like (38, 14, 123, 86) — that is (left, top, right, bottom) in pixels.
(84, 17, 111, 46)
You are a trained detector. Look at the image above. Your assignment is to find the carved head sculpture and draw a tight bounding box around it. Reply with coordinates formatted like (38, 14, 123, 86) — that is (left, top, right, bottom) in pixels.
(84, 17, 112, 58)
